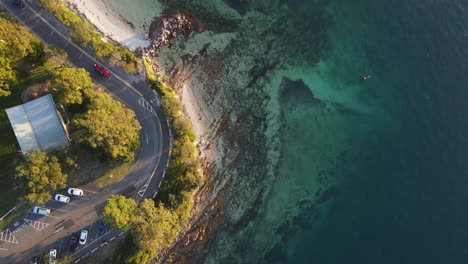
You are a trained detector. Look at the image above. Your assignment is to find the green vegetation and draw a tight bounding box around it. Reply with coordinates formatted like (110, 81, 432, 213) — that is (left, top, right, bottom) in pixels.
(39, 0, 139, 73)
(51, 67, 92, 105)
(102, 195, 137, 229)
(72, 91, 141, 162)
(101, 59, 202, 263)
(102, 197, 180, 263)
(0, 11, 141, 213)
(0, 16, 44, 96)
(144, 59, 201, 214)
(15, 150, 76, 204)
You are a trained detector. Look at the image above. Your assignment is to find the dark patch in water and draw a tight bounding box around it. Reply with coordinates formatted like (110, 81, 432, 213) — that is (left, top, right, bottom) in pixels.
(224, 0, 250, 16)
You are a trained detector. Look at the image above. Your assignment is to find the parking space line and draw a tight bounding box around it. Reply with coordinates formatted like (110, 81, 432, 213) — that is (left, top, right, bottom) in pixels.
(44, 207, 71, 213)
(24, 219, 50, 231)
(0, 229, 18, 244)
(83, 189, 99, 194)
(73, 197, 90, 201)
(36, 214, 60, 220)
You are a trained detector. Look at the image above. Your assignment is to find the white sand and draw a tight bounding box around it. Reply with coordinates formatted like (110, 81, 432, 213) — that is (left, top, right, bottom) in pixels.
(67, 0, 150, 50)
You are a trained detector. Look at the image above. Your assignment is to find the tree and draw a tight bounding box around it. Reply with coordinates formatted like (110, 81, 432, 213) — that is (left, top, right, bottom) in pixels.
(72, 92, 141, 162)
(131, 200, 179, 253)
(15, 151, 68, 204)
(102, 195, 137, 229)
(51, 67, 92, 105)
(0, 17, 43, 96)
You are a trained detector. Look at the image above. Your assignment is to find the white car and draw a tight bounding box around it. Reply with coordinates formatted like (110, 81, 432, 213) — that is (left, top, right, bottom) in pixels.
(79, 229, 88, 245)
(54, 194, 70, 203)
(32, 206, 50, 215)
(49, 248, 56, 259)
(67, 188, 84, 197)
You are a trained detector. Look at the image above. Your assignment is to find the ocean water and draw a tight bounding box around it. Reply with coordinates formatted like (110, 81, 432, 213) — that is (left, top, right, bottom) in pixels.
(106, 0, 468, 263)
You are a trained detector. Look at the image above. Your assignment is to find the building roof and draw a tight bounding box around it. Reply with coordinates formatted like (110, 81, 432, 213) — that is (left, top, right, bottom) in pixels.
(6, 94, 70, 153)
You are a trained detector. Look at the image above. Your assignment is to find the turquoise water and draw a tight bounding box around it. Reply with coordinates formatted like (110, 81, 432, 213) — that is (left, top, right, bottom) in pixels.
(107, 0, 468, 263)
(197, 1, 468, 263)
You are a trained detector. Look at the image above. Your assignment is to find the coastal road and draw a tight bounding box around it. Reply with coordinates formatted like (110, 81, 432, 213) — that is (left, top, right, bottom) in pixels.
(0, 0, 171, 263)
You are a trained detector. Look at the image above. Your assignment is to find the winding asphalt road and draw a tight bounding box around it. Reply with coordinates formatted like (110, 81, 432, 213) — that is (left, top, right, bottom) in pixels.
(0, 0, 170, 263)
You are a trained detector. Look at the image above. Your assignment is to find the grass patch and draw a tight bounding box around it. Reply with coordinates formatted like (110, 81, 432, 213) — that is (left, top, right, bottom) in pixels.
(95, 162, 133, 189)
(0, 202, 29, 231)
(66, 144, 135, 190)
(0, 92, 22, 213)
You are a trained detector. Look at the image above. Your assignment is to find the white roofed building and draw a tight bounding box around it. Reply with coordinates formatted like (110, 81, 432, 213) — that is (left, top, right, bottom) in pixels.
(5, 94, 70, 153)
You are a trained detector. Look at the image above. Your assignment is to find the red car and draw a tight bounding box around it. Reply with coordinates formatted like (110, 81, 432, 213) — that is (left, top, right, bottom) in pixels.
(94, 63, 109, 76)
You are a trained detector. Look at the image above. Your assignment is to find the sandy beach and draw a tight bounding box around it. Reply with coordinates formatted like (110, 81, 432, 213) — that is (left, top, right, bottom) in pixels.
(67, 0, 150, 50)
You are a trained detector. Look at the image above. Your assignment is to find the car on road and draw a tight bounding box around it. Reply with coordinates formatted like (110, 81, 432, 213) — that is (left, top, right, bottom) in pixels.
(69, 234, 79, 252)
(54, 194, 70, 203)
(97, 219, 107, 237)
(94, 63, 109, 76)
(32, 206, 50, 215)
(67, 188, 84, 196)
(79, 229, 88, 245)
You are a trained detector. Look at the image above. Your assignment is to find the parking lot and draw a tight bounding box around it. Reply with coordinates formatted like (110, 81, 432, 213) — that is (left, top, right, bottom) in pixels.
(0, 188, 110, 263)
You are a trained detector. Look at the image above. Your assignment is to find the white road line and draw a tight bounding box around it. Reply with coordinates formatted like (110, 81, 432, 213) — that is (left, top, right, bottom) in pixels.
(146, 133, 148, 144)
(73, 197, 90, 201)
(83, 189, 99, 194)
(40, 214, 60, 220)
(0, 229, 18, 244)
(0, 248, 8, 251)
(45, 207, 70, 213)
(24, 219, 50, 231)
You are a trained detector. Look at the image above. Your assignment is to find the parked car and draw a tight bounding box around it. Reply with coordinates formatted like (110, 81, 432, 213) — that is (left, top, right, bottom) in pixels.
(32, 206, 50, 215)
(69, 234, 79, 252)
(29, 256, 39, 264)
(54, 194, 70, 203)
(94, 63, 109, 76)
(49, 248, 57, 260)
(67, 188, 84, 197)
(97, 219, 107, 237)
(79, 229, 88, 245)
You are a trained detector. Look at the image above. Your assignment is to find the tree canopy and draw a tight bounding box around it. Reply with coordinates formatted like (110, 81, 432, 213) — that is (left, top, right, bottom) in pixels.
(72, 91, 141, 162)
(102, 195, 137, 229)
(15, 151, 68, 204)
(0, 17, 43, 96)
(132, 199, 179, 252)
(51, 67, 93, 105)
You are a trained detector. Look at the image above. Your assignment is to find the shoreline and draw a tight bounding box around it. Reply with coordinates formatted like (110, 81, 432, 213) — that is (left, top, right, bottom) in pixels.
(67, 0, 150, 50)
(66, 0, 221, 261)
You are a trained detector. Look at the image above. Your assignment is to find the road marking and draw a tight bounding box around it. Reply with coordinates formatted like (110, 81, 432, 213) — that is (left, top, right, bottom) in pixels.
(54, 227, 64, 234)
(24, 219, 50, 231)
(138, 184, 148, 197)
(146, 133, 149, 144)
(43, 207, 70, 213)
(91, 248, 97, 253)
(0, 229, 18, 244)
(0, 248, 8, 251)
(31, 214, 60, 220)
(73, 197, 90, 201)
(83, 189, 99, 194)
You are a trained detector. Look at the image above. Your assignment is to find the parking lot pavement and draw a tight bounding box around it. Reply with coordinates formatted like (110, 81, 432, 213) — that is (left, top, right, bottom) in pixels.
(24, 219, 50, 231)
(0, 229, 18, 244)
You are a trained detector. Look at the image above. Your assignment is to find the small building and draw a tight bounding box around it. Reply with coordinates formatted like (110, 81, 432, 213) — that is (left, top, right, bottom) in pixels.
(6, 94, 70, 153)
